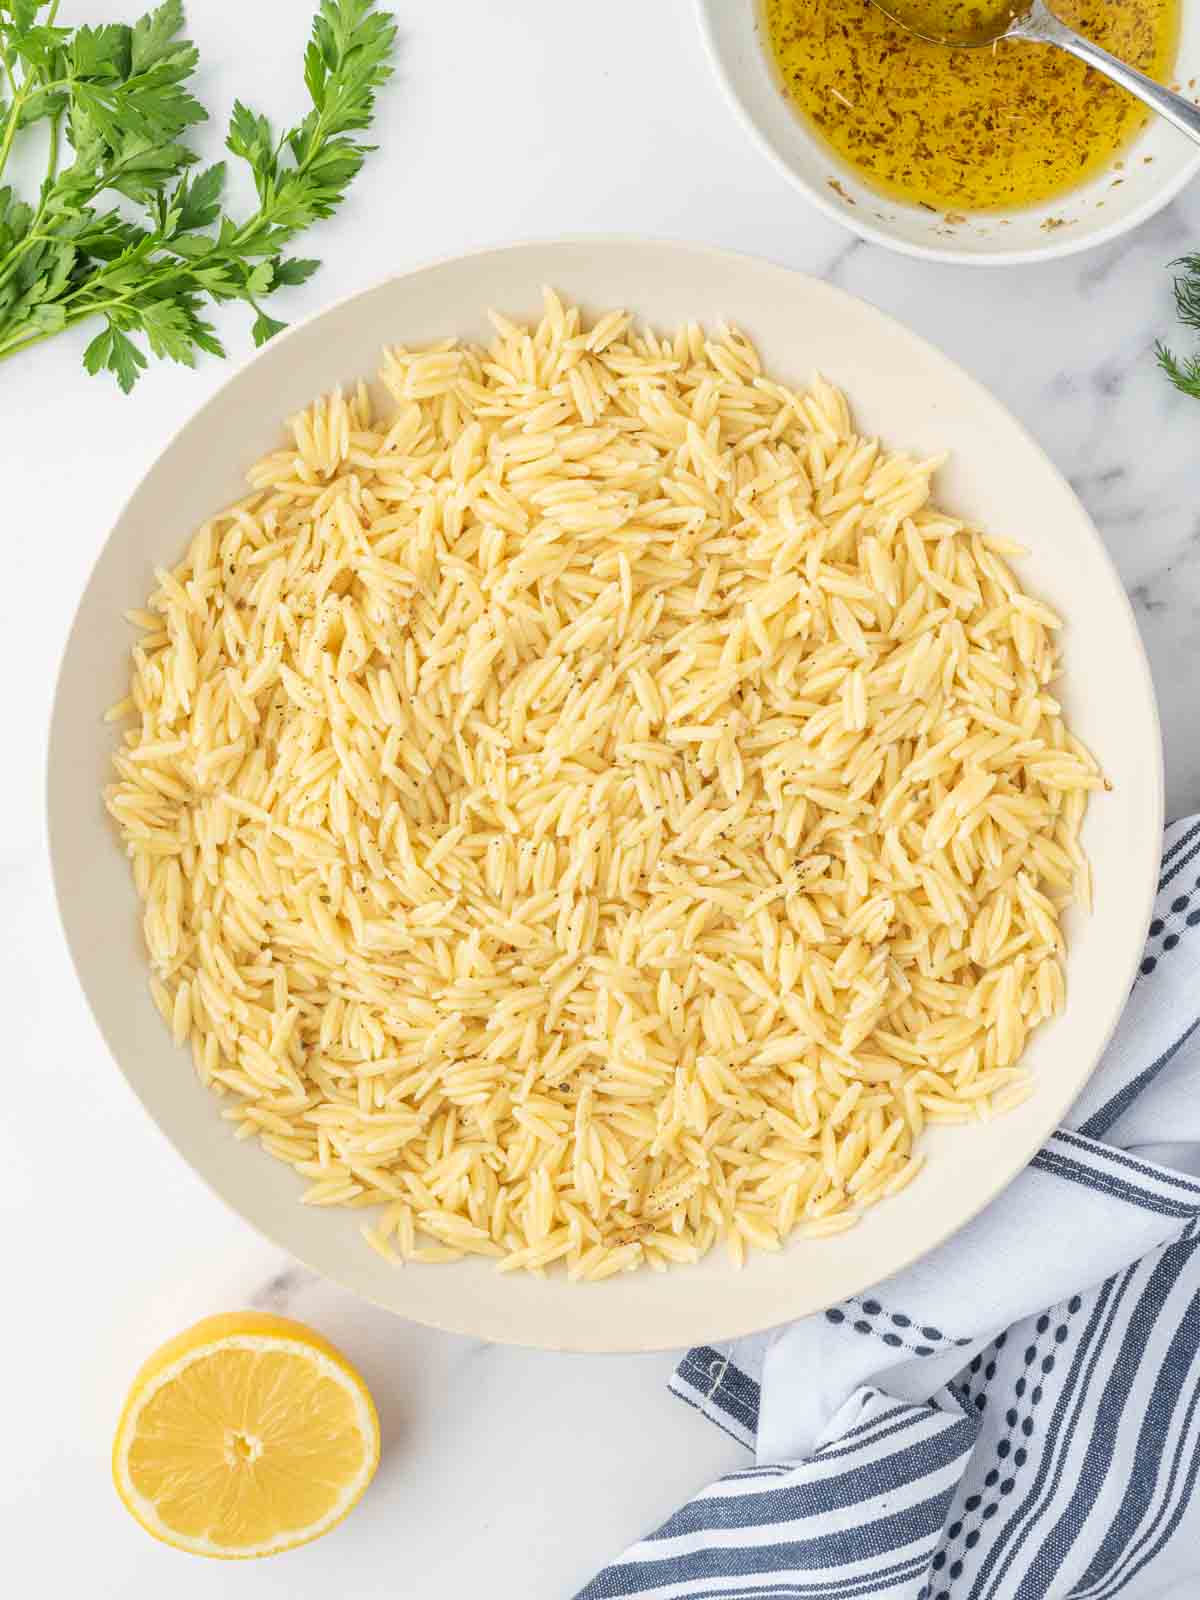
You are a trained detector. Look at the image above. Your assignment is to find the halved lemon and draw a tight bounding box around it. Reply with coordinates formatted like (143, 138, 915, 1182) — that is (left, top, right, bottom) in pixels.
(112, 1311, 380, 1558)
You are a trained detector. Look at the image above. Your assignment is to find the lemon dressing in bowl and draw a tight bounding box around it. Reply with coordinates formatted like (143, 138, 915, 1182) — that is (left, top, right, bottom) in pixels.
(763, 0, 1179, 211)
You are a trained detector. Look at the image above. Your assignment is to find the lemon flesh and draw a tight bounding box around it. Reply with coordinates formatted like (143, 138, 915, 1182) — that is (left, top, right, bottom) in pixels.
(113, 1312, 380, 1558)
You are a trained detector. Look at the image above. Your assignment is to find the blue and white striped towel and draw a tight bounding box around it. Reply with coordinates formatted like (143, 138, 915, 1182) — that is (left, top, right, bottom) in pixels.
(580, 814, 1200, 1600)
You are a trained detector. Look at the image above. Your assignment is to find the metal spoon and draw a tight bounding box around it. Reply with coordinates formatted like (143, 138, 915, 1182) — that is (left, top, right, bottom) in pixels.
(873, 0, 1200, 146)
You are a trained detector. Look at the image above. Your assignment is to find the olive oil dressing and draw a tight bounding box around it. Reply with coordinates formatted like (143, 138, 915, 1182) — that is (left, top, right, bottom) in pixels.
(763, 0, 1179, 211)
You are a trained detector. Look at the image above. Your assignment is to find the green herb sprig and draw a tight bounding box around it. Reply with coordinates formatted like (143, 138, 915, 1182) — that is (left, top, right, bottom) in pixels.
(1156, 253, 1200, 401)
(0, 0, 395, 390)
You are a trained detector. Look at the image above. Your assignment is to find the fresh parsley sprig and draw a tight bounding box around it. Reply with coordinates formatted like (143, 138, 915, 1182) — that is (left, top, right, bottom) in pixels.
(0, 0, 395, 390)
(1156, 253, 1200, 401)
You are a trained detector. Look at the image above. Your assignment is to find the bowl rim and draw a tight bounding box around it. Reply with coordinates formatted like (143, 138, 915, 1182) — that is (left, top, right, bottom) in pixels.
(47, 235, 1165, 1349)
(694, 0, 1200, 267)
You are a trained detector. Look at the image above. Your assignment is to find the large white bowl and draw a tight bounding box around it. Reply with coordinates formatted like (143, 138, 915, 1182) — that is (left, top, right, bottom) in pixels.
(49, 239, 1162, 1351)
(698, 0, 1200, 265)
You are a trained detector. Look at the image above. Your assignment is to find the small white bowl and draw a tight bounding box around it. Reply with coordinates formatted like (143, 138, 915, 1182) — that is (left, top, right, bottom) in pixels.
(49, 239, 1162, 1351)
(697, 0, 1200, 264)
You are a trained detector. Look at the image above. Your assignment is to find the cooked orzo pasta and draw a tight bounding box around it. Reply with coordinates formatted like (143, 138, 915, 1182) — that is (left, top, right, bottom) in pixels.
(105, 290, 1100, 1279)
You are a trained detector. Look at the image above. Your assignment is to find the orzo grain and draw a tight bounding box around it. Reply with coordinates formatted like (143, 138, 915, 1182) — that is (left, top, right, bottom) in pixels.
(105, 291, 1097, 1278)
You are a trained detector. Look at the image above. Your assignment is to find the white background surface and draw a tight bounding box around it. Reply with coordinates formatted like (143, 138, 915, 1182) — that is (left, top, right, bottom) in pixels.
(4, 2, 1200, 1596)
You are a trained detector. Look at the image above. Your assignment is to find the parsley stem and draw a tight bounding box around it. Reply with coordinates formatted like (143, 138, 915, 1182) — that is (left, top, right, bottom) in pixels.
(0, 92, 27, 184)
(46, 108, 62, 183)
(0, 78, 71, 184)
(0, 110, 68, 295)
(0, 39, 17, 101)
(0, 236, 38, 292)
(0, 325, 58, 365)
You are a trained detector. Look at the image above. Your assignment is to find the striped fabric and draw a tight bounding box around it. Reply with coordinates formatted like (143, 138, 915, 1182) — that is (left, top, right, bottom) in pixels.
(581, 816, 1200, 1600)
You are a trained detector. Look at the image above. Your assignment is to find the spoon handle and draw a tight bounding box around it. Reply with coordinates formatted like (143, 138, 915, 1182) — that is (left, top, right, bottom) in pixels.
(1016, 0, 1200, 146)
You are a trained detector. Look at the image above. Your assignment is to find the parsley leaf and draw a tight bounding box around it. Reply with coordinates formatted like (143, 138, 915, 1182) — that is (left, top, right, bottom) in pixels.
(82, 321, 147, 391)
(0, 0, 396, 388)
(250, 308, 286, 346)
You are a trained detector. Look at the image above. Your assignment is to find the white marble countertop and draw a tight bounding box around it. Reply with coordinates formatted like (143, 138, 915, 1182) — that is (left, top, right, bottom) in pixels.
(4, 1, 1199, 1593)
